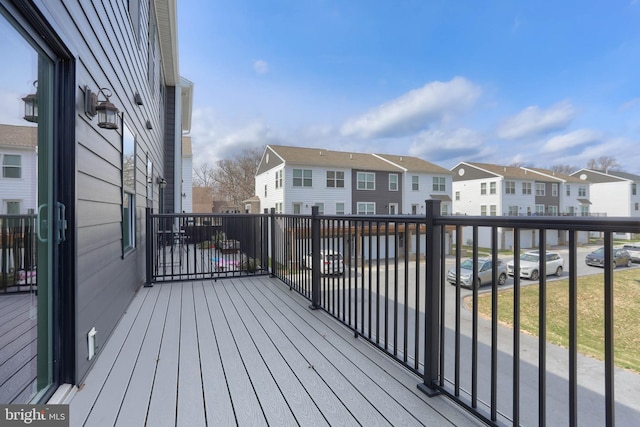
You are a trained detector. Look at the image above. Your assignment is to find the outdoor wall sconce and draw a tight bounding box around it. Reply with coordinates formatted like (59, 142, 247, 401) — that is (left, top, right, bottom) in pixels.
(22, 81, 38, 123)
(85, 86, 119, 130)
(134, 91, 143, 105)
(146, 120, 153, 130)
(156, 177, 167, 188)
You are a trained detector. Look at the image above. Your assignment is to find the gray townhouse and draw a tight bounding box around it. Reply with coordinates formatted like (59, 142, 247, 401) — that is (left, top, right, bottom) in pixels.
(0, 0, 191, 404)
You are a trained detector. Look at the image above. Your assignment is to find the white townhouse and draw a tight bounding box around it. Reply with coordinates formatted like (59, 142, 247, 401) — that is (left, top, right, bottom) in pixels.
(373, 153, 453, 215)
(0, 124, 37, 214)
(451, 162, 589, 249)
(571, 169, 640, 239)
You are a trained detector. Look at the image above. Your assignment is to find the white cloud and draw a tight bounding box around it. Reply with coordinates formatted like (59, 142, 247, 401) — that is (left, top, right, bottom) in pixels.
(497, 100, 576, 140)
(619, 97, 640, 111)
(253, 60, 269, 75)
(407, 128, 489, 163)
(541, 129, 601, 153)
(340, 76, 481, 139)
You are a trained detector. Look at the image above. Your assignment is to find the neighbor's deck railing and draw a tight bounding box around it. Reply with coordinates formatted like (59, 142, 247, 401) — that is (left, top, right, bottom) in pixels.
(0, 214, 37, 293)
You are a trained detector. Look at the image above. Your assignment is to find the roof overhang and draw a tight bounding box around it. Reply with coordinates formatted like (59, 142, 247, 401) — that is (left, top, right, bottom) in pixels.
(577, 198, 592, 205)
(180, 76, 194, 133)
(430, 194, 452, 201)
(155, 0, 179, 86)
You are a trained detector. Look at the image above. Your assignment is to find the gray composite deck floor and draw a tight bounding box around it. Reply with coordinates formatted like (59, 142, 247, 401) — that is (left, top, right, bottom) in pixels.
(68, 276, 485, 427)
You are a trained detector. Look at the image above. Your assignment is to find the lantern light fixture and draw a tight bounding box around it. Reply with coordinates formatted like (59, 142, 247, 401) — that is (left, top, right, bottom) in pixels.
(22, 81, 38, 123)
(85, 86, 119, 130)
(156, 177, 167, 188)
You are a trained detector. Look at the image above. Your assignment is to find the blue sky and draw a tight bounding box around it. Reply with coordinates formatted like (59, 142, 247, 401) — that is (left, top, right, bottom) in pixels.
(178, 0, 640, 174)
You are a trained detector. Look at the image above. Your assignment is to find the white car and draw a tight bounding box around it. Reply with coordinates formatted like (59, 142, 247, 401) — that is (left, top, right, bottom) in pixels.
(304, 250, 344, 275)
(622, 244, 640, 263)
(506, 251, 564, 280)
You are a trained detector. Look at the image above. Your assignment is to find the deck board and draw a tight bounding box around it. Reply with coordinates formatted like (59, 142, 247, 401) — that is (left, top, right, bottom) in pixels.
(69, 276, 486, 427)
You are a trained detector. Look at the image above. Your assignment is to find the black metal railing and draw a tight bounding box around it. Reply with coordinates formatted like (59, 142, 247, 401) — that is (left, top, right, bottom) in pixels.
(269, 202, 640, 427)
(0, 215, 37, 293)
(145, 209, 269, 284)
(145, 205, 639, 425)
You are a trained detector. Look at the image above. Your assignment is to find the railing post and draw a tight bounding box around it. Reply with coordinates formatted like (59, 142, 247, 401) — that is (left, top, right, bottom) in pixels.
(310, 206, 321, 309)
(269, 208, 276, 277)
(145, 208, 153, 287)
(418, 199, 441, 396)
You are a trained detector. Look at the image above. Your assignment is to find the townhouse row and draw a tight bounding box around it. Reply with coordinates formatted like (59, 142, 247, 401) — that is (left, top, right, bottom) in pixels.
(254, 145, 640, 247)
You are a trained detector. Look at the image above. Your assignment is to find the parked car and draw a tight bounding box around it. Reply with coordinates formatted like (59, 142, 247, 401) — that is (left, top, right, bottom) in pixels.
(585, 247, 632, 268)
(304, 250, 344, 275)
(447, 258, 507, 288)
(506, 251, 564, 280)
(621, 244, 640, 263)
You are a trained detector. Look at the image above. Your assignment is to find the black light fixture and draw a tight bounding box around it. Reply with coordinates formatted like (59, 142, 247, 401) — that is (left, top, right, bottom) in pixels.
(22, 81, 38, 123)
(134, 91, 143, 105)
(85, 86, 119, 130)
(146, 119, 153, 130)
(156, 177, 167, 188)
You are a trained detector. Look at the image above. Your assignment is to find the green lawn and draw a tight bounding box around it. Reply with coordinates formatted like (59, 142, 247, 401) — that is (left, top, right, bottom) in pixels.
(471, 269, 640, 373)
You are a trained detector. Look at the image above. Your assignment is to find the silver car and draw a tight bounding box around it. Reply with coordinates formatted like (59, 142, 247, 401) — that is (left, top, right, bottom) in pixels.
(622, 244, 640, 263)
(447, 258, 507, 289)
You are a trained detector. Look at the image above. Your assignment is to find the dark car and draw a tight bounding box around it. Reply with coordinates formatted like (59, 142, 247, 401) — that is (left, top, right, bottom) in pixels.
(585, 247, 632, 268)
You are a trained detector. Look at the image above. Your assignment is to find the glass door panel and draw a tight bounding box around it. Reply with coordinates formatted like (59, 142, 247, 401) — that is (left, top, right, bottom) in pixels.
(0, 12, 54, 403)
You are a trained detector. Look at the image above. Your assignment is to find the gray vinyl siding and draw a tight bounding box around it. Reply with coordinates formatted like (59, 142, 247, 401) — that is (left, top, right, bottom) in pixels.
(535, 181, 560, 211)
(37, 0, 167, 383)
(163, 86, 176, 213)
(352, 170, 403, 214)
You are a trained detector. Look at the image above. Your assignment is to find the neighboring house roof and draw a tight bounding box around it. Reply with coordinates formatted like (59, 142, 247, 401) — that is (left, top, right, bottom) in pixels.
(373, 153, 452, 175)
(602, 170, 640, 182)
(244, 195, 260, 203)
(0, 124, 37, 149)
(454, 162, 537, 180)
(260, 145, 404, 173)
(571, 168, 629, 184)
(521, 167, 584, 183)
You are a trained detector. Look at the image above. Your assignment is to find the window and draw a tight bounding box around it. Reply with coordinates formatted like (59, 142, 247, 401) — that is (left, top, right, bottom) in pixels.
(508, 206, 519, 215)
(489, 182, 496, 194)
(326, 170, 344, 188)
(441, 204, 449, 215)
(522, 182, 532, 195)
(2, 154, 21, 178)
(580, 205, 589, 216)
(578, 186, 586, 197)
(6, 200, 19, 215)
(480, 182, 487, 195)
(336, 202, 345, 214)
(480, 205, 487, 216)
(552, 183, 558, 197)
(566, 185, 571, 196)
(567, 206, 575, 215)
(315, 202, 324, 214)
(411, 204, 418, 214)
(264, 185, 267, 197)
(293, 203, 301, 214)
(357, 202, 375, 215)
(535, 204, 545, 214)
(389, 174, 398, 191)
(455, 191, 460, 201)
(505, 181, 516, 194)
(275, 170, 283, 188)
(633, 183, 637, 196)
(548, 205, 558, 215)
(433, 176, 446, 191)
(635, 202, 639, 211)
(535, 183, 545, 196)
(146, 154, 153, 207)
(412, 175, 419, 191)
(490, 205, 497, 216)
(122, 124, 136, 252)
(357, 172, 375, 190)
(276, 202, 283, 213)
(293, 169, 312, 187)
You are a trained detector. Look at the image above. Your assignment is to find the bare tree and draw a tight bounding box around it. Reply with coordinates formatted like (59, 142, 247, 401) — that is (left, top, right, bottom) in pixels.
(549, 164, 578, 175)
(212, 147, 264, 206)
(193, 163, 216, 187)
(587, 156, 620, 173)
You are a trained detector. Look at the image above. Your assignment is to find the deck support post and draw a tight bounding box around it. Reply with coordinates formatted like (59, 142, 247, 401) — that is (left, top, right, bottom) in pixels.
(418, 199, 441, 396)
(310, 206, 321, 310)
